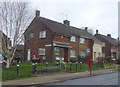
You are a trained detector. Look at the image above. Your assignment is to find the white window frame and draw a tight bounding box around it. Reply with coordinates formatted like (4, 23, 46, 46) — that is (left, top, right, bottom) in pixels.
(70, 50, 76, 57)
(102, 53, 105, 57)
(80, 38, 85, 44)
(70, 36, 76, 42)
(38, 48, 46, 55)
(30, 33, 34, 38)
(39, 31, 46, 38)
(54, 47, 60, 55)
(80, 51, 86, 57)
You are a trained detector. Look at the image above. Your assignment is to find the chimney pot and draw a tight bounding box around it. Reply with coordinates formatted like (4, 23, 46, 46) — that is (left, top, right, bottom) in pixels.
(36, 10, 40, 17)
(107, 34, 111, 37)
(63, 20, 70, 26)
(85, 27, 88, 31)
(96, 30, 98, 34)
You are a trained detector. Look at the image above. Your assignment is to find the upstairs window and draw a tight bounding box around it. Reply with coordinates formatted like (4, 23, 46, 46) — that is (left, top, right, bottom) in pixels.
(70, 50, 76, 57)
(38, 48, 46, 55)
(39, 31, 46, 38)
(80, 38, 85, 44)
(30, 33, 34, 38)
(70, 36, 76, 42)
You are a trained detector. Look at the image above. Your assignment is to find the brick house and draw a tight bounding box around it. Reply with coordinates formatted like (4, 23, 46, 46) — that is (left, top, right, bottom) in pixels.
(0, 30, 11, 62)
(14, 45, 24, 62)
(94, 30, 118, 61)
(24, 10, 101, 63)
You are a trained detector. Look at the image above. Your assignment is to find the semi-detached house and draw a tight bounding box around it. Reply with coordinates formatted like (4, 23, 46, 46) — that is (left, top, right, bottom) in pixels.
(95, 30, 118, 61)
(24, 10, 102, 63)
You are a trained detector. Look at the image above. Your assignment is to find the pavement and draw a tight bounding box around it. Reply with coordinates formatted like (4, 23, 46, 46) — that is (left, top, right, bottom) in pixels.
(2, 69, 117, 86)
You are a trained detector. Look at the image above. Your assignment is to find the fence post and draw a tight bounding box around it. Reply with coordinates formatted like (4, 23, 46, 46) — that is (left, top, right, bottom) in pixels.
(16, 64, 19, 76)
(56, 62, 59, 71)
(46, 62, 48, 72)
(76, 62, 78, 72)
(70, 62, 72, 72)
(80, 62, 82, 72)
(32, 63, 36, 74)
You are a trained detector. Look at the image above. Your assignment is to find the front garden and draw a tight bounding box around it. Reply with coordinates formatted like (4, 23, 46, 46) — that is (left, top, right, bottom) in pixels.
(2, 62, 110, 81)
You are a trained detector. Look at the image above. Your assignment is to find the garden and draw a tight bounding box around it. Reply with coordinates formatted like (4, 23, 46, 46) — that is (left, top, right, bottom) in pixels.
(2, 62, 110, 81)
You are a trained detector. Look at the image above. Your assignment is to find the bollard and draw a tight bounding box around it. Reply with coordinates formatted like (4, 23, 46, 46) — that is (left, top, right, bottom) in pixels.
(17, 64, 19, 76)
(46, 62, 48, 72)
(70, 62, 72, 71)
(80, 62, 82, 72)
(76, 62, 78, 72)
(32, 63, 36, 74)
(56, 62, 59, 71)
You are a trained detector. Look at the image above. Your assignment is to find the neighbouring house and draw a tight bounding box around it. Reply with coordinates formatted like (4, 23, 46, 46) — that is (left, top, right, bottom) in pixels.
(94, 30, 118, 62)
(0, 30, 11, 62)
(13, 45, 24, 62)
(92, 41, 103, 62)
(24, 10, 102, 63)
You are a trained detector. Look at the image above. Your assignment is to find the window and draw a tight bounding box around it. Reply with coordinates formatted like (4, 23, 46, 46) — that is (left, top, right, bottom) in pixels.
(54, 47, 60, 55)
(61, 36, 63, 38)
(70, 50, 76, 57)
(94, 52, 96, 57)
(80, 38, 85, 44)
(98, 52, 101, 57)
(80, 51, 86, 57)
(102, 53, 105, 57)
(102, 43, 105, 47)
(42, 56, 46, 60)
(38, 48, 46, 55)
(39, 31, 46, 38)
(70, 36, 76, 42)
(30, 33, 34, 38)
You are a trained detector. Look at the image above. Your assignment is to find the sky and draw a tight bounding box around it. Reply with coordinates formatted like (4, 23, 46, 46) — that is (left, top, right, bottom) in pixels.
(2, 0, 119, 38)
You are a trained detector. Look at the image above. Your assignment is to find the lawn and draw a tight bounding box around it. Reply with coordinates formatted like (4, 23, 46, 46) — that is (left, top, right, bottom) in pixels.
(2, 62, 59, 81)
(63, 63, 104, 72)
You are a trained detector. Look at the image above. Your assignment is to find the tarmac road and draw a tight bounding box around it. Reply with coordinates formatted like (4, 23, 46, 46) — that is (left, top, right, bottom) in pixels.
(44, 72, 119, 85)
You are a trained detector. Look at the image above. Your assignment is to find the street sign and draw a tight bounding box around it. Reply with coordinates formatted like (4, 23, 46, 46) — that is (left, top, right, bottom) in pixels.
(87, 48, 90, 53)
(45, 44, 52, 47)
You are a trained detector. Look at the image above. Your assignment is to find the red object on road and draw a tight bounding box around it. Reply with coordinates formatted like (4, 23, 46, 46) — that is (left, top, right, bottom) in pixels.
(88, 48, 92, 75)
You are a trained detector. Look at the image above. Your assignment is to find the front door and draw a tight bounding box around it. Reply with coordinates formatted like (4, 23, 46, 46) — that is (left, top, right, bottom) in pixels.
(64, 48, 68, 62)
(27, 49, 31, 61)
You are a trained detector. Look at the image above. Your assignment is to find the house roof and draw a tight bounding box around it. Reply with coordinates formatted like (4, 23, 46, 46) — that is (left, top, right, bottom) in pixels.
(36, 16, 101, 43)
(95, 34, 118, 46)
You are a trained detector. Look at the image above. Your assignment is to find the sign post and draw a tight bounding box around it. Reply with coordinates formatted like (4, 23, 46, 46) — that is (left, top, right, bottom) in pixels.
(88, 48, 92, 75)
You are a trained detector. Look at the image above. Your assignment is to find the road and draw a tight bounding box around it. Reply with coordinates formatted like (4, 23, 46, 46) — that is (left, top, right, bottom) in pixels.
(44, 72, 119, 85)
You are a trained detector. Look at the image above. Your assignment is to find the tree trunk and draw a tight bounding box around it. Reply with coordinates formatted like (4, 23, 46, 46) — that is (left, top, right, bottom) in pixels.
(6, 59, 10, 68)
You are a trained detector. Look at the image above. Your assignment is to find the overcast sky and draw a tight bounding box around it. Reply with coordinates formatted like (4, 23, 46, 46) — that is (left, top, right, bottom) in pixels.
(2, 0, 118, 38)
(28, 0, 118, 38)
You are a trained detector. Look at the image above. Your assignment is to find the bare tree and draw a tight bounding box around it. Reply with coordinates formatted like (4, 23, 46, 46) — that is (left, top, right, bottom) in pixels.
(88, 29, 94, 35)
(0, 1, 34, 67)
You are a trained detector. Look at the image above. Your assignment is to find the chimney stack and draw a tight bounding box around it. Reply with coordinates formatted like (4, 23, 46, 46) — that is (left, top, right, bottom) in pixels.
(85, 27, 88, 31)
(36, 10, 40, 17)
(96, 30, 98, 34)
(63, 20, 70, 26)
(107, 34, 111, 37)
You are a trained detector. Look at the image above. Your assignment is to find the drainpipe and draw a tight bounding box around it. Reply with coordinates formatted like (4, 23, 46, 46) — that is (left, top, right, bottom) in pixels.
(78, 36, 80, 62)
